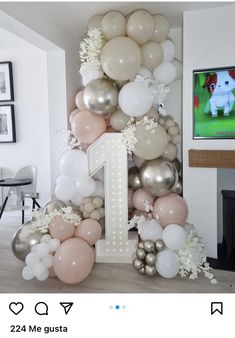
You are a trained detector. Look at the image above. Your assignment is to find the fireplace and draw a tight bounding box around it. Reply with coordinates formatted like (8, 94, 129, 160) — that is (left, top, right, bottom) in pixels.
(221, 190, 235, 259)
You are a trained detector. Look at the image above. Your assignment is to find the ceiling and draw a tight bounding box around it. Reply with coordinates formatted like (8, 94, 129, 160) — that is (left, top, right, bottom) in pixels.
(0, 2, 233, 44)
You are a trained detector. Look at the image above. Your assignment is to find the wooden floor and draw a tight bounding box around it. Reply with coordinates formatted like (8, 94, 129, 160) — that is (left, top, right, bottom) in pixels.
(1, 216, 235, 293)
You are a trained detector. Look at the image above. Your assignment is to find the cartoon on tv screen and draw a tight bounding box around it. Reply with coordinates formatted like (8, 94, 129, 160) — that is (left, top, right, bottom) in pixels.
(193, 67, 235, 139)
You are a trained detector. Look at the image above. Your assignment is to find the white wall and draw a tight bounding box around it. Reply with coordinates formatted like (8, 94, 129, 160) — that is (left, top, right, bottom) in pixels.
(0, 44, 51, 206)
(183, 4, 235, 258)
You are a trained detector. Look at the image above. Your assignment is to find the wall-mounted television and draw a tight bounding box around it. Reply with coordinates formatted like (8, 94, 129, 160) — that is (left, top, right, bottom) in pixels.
(193, 66, 235, 139)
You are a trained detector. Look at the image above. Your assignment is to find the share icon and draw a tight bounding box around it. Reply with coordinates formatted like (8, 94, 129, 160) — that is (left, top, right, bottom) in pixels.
(60, 302, 74, 315)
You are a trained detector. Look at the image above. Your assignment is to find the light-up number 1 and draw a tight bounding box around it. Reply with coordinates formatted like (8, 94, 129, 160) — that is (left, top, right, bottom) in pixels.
(87, 133, 138, 263)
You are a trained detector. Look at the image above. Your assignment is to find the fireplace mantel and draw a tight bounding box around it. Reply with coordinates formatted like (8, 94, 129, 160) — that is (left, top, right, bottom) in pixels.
(188, 149, 235, 168)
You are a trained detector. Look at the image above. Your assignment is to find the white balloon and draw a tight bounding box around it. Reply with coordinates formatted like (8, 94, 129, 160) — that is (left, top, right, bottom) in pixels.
(92, 180, 104, 198)
(31, 244, 39, 253)
(75, 177, 96, 197)
(36, 269, 49, 281)
(25, 252, 40, 267)
(42, 254, 53, 268)
(156, 249, 180, 278)
(40, 234, 52, 243)
(71, 194, 84, 206)
(139, 219, 163, 241)
(55, 179, 75, 202)
(172, 58, 183, 81)
(49, 238, 60, 252)
(161, 39, 175, 61)
(162, 224, 187, 251)
(36, 242, 51, 258)
(132, 154, 145, 168)
(59, 149, 88, 180)
(33, 262, 47, 278)
(136, 66, 153, 80)
(153, 61, 176, 85)
(22, 266, 34, 280)
(118, 81, 153, 117)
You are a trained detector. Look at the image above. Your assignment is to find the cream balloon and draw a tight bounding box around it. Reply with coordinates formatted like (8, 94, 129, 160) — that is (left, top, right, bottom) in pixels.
(110, 109, 130, 131)
(153, 61, 176, 85)
(118, 81, 153, 117)
(132, 154, 145, 168)
(101, 11, 126, 39)
(141, 41, 163, 69)
(133, 124, 168, 160)
(127, 10, 154, 45)
(151, 14, 169, 43)
(161, 39, 176, 62)
(101, 36, 142, 81)
(88, 14, 103, 30)
(162, 142, 178, 161)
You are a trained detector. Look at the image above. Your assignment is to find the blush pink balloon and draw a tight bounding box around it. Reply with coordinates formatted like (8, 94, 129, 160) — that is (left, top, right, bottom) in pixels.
(153, 193, 188, 228)
(75, 90, 86, 110)
(132, 188, 154, 212)
(49, 215, 75, 242)
(71, 110, 107, 144)
(53, 237, 95, 284)
(69, 109, 79, 123)
(74, 219, 102, 245)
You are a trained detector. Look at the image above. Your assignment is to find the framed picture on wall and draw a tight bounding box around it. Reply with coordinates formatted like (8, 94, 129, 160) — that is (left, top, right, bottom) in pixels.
(193, 66, 235, 139)
(0, 105, 16, 143)
(0, 62, 14, 102)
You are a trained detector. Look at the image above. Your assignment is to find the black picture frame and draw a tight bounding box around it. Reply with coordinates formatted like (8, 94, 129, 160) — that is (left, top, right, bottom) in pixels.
(0, 62, 14, 102)
(0, 104, 16, 143)
(193, 66, 235, 140)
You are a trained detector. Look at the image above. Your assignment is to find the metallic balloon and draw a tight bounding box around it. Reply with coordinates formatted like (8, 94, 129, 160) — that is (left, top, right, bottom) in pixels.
(138, 266, 146, 275)
(155, 239, 166, 252)
(171, 157, 181, 173)
(43, 200, 66, 214)
(145, 253, 157, 266)
(136, 248, 146, 260)
(172, 177, 182, 195)
(83, 78, 118, 116)
(133, 258, 145, 271)
(139, 157, 178, 197)
(145, 265, 157, 277)
(128, 167, 142, 190)
(11, 222, 44, 261)
(138, 240, 145, 249)
(144, 240, 155, 253)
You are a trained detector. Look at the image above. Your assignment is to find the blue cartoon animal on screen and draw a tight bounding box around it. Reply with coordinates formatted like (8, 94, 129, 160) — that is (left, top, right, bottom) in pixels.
(203, 70, 235, 117)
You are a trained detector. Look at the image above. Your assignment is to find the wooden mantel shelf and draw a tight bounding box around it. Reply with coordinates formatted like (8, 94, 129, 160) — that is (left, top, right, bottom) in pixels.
(188, 149, 235, 168)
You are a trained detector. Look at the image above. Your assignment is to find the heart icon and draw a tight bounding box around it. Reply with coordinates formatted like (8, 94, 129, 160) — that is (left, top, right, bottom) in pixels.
(9, 302, 24, 315)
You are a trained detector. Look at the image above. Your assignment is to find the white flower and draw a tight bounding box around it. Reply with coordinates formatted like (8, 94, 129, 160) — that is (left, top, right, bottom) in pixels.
(121, 122, 137, 154)
(80, 63, 104, 86)
(127, 215, 146, 230)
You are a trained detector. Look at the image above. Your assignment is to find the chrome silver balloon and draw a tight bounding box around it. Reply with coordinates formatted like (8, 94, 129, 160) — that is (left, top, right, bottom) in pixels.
(145, 253, 157, 266)
(43, 200, 66, 214)
(139, 157, 178, 197)
(143, 240, 155, 253)
(155, 239, 166, 252)
(171, 157, 181, 173)
(128, 167, 142, 190)
(133, 258, 145, 271)
(145, 265, 157, 277)
(138, 266, 146, 275)
(83, 78, 118, 115)
(138, 240, 145, 249)
(136, 248, 146, 260)
(172, 177, 182, 195)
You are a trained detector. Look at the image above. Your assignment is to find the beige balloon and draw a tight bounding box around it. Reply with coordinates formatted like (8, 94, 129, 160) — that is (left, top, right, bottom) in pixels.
(141, 41, 163, 69)
(133, 123, 168, 160)
(136, 107, 159, 121)
(110, 109, 130, 131)
(132, 153, 145, 168)
(101, 11, 126, 39)
(101, 36, 142, 81)
(88, 14, 103, 30)
(151, 14, 169, 43)
(162, 142, 178, 161)
(127, 10, 154, 45)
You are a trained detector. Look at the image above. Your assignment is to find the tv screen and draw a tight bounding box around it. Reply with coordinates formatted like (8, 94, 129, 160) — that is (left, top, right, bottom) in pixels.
(193, 66, 235, 139)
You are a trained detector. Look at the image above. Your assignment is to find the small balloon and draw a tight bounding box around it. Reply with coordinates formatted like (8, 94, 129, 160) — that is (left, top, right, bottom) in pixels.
(88, 14, 103, 30)
(74, 219, 102, 245)
(141, 41, 163, 69)
(153, 61, 176, 85)
(151, 14, 169, 43)
(162, 142, 178, 161)
(49, 215, 75, 242)
(127, 10, 154, 45)
(136, 248, 146, 260)
(145, 253, 157, 266)
(139, 219, 163, 242)
(161, 39, 176, 62)
(132, 188, 154, 212)
(145, 265, 157, 277)
(110, 109, 130, 131)
(155, 239, 166, 252)
(155, 249, 180, 278)
(101, 11, 126, 39)
(128, 167, 142, 190)
(143, 240, 155, 253)
(133, 258, 145, 271)
(162, 223, 187, 251)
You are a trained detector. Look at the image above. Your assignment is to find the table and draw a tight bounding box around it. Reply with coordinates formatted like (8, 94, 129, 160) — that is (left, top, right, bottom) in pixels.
(0, 178, 33, 221)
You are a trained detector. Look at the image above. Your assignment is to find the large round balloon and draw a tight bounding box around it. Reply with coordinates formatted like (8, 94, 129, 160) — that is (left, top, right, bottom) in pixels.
(155, 249, 179, 278)
(53, 238, 95, 284)
(153, 61, 176, 85)
(132, 188, 154, 212)
(101, 11, 126, 39)
(83, 79, 118, 116)
(49, 215, 75, 242)
(153, 193, 188, 227)
(110, 109, 130, 131)
(133, 124, 168, 160)
(127, 10, 154, 45)
(71, 110, 106, 144)
(55, 178, 75, 202)
(141, 41, 163, 69)
(118, 81, 153, 117)
(162, 223, 187, 251)
(74, 219, 102, 245)
(151, 14, 169, 43)
(139, 157, 178, 197)
(59, 149, 88, 179)
(101, 36, 141, 81)
(12, 223, 43, 261)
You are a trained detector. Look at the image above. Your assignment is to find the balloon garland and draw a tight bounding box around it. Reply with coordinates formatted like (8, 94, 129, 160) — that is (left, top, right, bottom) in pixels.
(11, 9, 217, 285)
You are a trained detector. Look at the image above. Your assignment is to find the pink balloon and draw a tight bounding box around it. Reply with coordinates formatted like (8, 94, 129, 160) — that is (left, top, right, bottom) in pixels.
(153, 193, 188, 228)
(53, 237, 95, 284)
(75, 90, 86, 110)
(71, 110, 107, 144)
(49, 215, 75, 242)
(74, 219, 102, 245)
(132, 188, 154, 212)
(69, 109, 79, 123)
